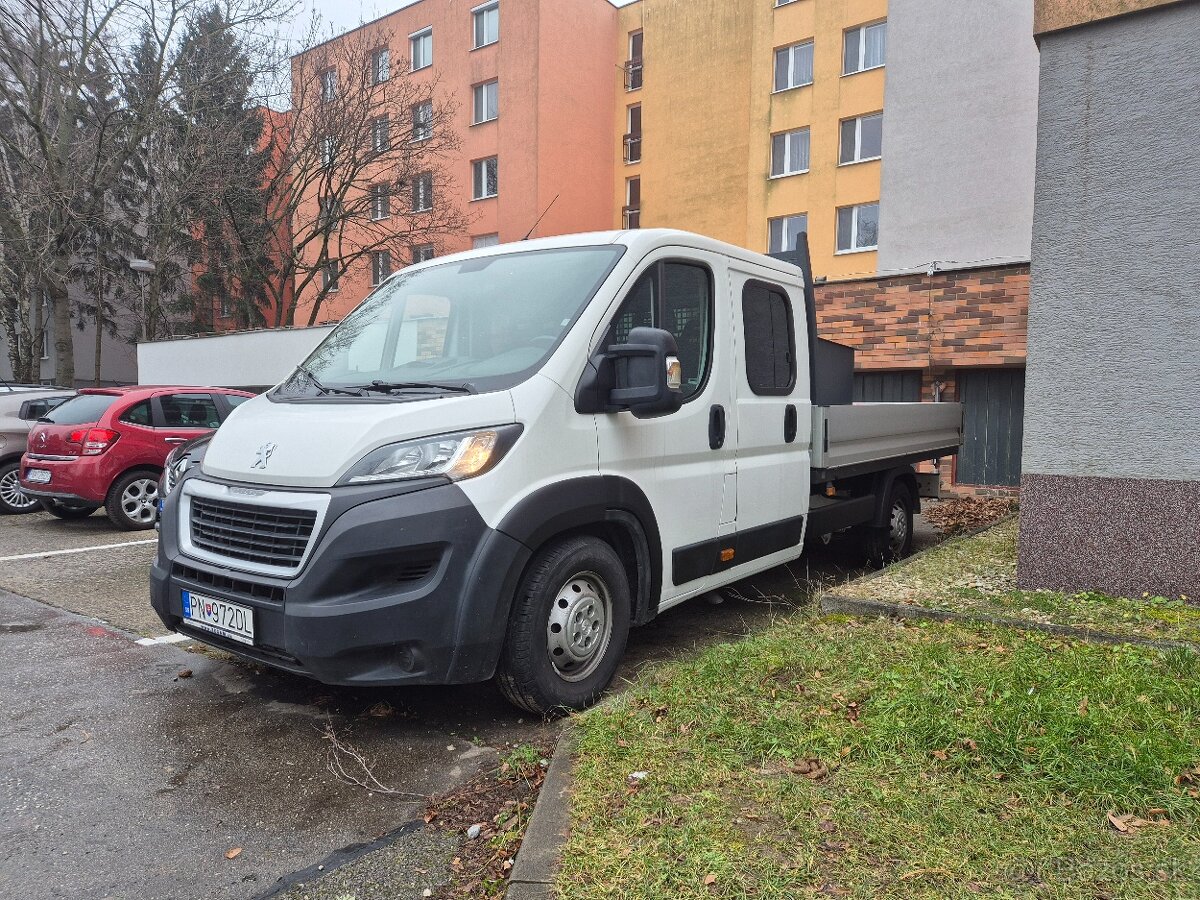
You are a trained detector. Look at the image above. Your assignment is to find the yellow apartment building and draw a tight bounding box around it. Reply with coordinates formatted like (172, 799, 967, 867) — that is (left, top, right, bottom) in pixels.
(615, 0, 887, 280)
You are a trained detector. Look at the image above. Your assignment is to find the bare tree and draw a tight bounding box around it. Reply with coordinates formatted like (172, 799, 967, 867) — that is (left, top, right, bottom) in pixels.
(251, 26, 469, 327)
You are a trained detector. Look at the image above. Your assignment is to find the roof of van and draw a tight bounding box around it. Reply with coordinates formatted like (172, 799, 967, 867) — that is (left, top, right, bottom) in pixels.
(384, 229, 807, 285)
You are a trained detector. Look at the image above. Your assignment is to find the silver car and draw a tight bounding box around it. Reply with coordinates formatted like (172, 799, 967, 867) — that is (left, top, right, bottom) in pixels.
(0, 384, 75, 513)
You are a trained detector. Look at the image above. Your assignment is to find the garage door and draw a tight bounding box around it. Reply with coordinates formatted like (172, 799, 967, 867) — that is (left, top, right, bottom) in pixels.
(956, 368, 1025, 486)
(854, 371, 921, 402)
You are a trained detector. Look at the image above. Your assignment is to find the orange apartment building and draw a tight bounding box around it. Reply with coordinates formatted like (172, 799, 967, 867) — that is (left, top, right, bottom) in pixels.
(290, 0, 618, 323)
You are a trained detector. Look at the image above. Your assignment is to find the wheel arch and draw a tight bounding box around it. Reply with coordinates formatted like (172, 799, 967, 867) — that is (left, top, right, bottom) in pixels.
(870, 465, 920, 528)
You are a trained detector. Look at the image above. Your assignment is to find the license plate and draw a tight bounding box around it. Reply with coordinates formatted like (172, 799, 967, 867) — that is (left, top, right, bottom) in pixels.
(181, 591, 254, 645)
(26, 469, 51, 484)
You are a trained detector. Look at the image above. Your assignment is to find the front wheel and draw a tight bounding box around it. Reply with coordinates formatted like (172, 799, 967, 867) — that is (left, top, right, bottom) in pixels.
(0, 460, 40, 514)
(106, 469, 160, 530)
(39, 498, 101, 520)
(496, 536, 631, 716)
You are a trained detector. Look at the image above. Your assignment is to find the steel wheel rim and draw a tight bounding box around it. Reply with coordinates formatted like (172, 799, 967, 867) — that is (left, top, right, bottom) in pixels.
(889, 500, 909, 553)
(546, 570, 613, 683)
(0, 468, 38, 511)
(120, 478, 159, 524)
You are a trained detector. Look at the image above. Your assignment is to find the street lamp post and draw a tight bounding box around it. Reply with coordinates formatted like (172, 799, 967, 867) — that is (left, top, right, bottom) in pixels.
(129, 258, 155, 341)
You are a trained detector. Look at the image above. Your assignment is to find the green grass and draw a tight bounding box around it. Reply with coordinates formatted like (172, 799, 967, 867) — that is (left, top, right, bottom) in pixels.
(829, 519, 1200, 646)
(559, 615, 1200, 899)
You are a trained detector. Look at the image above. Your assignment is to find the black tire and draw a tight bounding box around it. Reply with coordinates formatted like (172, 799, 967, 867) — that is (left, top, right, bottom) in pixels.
(39, 498, 101, 520)
(0, 459, 41, 514)
(105, 469, 161, 530)
(859, 481, 915, 568)
(496, 535, 632, 716)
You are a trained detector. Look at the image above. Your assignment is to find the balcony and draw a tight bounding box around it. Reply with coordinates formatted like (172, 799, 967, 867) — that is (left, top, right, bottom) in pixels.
(624, 58, 643, 91)
(623, 133, 642, 164)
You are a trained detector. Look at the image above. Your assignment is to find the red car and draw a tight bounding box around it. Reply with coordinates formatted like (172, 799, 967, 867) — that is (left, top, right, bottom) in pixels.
(19, 386, 253, 530)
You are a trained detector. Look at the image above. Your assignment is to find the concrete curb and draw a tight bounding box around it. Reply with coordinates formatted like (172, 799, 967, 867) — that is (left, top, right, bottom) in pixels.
(820, 593, 1200, 654)
(506, 730, 575, 900)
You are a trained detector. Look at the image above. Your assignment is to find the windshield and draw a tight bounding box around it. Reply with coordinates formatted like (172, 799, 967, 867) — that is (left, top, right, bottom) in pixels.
(41, 393, 118, 425)
(276, 245, 626, 398)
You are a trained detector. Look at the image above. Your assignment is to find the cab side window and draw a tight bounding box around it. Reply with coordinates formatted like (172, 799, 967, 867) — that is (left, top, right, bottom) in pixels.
(119, 400, 153, 426)
(159, 394, 221, 429)
(742, 281, 796, 395)
(606, 261, 712, 400)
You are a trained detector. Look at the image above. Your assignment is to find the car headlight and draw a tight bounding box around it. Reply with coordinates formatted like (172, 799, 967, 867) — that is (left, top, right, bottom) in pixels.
(161, 436, 211, 498)
(338, 425, 522, 486)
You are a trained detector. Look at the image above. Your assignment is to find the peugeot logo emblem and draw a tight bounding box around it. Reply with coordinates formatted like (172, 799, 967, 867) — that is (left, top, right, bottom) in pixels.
(252, 442, 277, 470)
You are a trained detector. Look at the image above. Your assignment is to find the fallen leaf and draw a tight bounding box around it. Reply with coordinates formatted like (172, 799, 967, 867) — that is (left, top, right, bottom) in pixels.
(364, 701, 394, 718)
(817, 819, 836, 833)
(931, 749, 949, 762)
(224, 847, 242, 860)
(703, 873, 717, 886)
(1108, 812, 1130, 833)
(1078, 697, 1089, 717)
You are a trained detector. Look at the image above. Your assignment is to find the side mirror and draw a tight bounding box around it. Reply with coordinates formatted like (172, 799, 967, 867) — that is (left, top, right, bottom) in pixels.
(608, 327, 685, 417)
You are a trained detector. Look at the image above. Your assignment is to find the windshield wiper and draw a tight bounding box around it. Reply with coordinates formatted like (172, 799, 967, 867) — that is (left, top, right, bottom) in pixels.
(294, 366, 364, 397)
(360, 380, 477, 395)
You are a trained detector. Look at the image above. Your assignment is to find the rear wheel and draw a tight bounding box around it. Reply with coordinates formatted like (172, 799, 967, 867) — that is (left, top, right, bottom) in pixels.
(496, 535, 631, 716)
(106, 469, 160, 530)
(39, 498, 101, 520)
(0, 460, 40, 514)
(860, 481, 914, 568)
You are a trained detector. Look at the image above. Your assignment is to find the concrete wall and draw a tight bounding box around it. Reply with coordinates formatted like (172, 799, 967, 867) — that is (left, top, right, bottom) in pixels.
(876, 0, 1040, 274)
(137, 326, 333, 390)
(1018, 1, 1200, 598)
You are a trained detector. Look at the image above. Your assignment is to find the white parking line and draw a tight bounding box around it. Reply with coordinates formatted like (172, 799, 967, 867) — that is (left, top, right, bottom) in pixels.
(135, 632, 190, 646)
(0, 539, 157, 563)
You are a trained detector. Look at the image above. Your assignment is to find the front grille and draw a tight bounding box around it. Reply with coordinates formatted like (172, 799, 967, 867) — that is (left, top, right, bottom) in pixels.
(173, 563, 285, 605)
(190, 497, 316, 570)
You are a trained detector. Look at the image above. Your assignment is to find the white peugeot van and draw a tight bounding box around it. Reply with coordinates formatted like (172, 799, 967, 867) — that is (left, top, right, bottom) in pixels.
(151, 230, 960, 714)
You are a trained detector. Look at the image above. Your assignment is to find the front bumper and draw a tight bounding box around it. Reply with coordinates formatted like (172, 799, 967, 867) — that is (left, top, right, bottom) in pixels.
(150, 474, 530, 686)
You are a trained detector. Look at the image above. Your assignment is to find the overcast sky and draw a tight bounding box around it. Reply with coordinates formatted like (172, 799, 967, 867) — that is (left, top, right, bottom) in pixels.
(299, 0, 638, 42)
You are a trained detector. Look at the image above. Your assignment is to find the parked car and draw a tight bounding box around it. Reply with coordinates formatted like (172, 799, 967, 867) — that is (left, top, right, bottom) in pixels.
(19, 385, 253, 529)
(0, 384, 75, 514)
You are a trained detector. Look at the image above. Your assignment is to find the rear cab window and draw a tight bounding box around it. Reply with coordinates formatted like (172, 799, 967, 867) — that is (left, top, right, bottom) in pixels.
(41, 393, 119, 425)
(742, 281, 796, 395)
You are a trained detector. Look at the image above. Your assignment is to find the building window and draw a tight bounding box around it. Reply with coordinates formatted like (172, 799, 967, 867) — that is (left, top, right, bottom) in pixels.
(775, 0, 800, 6)
(624, 105, 642, 163)
(836, 202, 879, 252)
(411, 101, 433, 142)
(472, 80, 498, 124)
(370, 250, 392, 286)
(768, 214, 807, 254)
(844, 22, 886, 75)
(770, 128, 810, 177)
(371, 115, 390, 152)
(412, 244, 436, 264)
(320, 135, 335, 167)
(472, 157, 498, 199)
(318, 196, 341, 227)
(319, 69, 336, 101)
(321, 261, 340, 292)
(473, 234, 500, 248)
(473, 1, 499, 49)
(840, 112, 883, 164)
(625, 30, 643, 91)
(773, 41, 813, 92)
(370, 183, 391, 220)
(623, 177, 641, 229)
(370, 48, 390, 84)
(410, 29, 431, 71)
(412, 172, 433, 212)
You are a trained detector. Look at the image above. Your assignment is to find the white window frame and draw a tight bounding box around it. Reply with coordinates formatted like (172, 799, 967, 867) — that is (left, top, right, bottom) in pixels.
(624, 104, 642, 164)
(412, 244, 436, 264)
(770, 128, 810, 178)
(320, 135, 335, 168)
(775, 0, 800, 6)
(370, 183, 390, 221)
(623, 176, 641, 229)
(773, 40, 814, 93)
(370, 47, 390, 85)
(472, 156, 498, 200)
(768, 214, 808, 254)
(472, 79, 498, 124)
(409, 29, 431, 71)
(835, 203, 879, 254)
(472, 1, 499, 49)
(370, 250, 392, 286)
(472, 234, 500, 249)
(625, 30, 643, 91)
(371, 115, 390, 153)
(839, 112, 883, 165)
(321, 262, 340, 292)
(843, 21, 887, 75)
(411, 101, 433, 142)
(412, 172, 433, 212)
(319, 69, 336, 101)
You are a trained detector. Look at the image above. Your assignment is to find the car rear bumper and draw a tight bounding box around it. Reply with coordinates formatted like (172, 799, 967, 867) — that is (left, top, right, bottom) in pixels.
(151, 475, 530, 686)
(19, 455, 108, 504)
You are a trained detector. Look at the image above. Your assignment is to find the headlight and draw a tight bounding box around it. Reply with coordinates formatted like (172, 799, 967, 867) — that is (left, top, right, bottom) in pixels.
(338, 425, 522, 486)
(161, 436, 211, 498)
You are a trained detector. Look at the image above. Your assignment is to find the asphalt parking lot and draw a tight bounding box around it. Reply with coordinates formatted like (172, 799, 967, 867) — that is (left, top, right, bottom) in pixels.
(0, 506, 943, 899)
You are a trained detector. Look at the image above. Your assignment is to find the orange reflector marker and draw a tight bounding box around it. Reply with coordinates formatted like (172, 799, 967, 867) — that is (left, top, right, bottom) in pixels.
(720, 548, 735, 563)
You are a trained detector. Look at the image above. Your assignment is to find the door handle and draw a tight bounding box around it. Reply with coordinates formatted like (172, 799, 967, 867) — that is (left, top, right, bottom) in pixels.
(164, 437, 187, 444)
(709, 405, 726, 450)
(784, 404, 797, 444)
